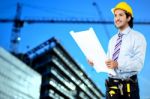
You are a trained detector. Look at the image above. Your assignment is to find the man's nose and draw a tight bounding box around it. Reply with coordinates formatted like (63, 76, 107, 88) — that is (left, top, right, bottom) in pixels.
(115, 16, 120, 21)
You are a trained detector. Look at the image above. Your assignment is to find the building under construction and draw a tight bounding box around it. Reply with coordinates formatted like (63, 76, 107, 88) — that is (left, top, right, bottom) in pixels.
(25, 37, 104, 99)
(0, 47, 41, 99)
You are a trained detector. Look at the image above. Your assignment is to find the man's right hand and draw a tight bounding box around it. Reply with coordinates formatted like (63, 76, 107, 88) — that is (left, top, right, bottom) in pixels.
(105, 59, 118, 69)
(87, 59, 94, 66)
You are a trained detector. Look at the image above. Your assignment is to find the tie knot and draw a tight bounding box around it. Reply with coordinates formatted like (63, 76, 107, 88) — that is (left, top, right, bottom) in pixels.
(118, 33, 123, 37)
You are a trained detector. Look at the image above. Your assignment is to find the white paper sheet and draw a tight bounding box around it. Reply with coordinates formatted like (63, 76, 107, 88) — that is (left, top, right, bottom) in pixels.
(70, 28, 116, 75)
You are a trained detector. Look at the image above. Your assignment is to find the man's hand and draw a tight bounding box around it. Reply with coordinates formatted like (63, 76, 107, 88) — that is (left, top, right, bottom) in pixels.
(87, 59, 94, 66)
(105, 59, 118, 69)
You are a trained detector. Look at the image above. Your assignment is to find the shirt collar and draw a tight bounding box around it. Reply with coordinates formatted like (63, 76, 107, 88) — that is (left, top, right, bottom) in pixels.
(118, 26, 131, 35)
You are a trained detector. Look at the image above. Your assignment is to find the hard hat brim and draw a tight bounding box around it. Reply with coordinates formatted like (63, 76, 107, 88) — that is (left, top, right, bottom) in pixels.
(111, 8, 133, 17)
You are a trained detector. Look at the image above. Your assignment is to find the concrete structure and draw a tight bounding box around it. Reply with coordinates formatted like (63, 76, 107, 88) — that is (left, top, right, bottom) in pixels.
(26, 37, 104, 99)
(0, 47, 41, 99)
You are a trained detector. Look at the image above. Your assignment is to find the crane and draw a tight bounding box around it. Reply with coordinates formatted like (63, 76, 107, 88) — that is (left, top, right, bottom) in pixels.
(9, 3, 23, 54)
(0, 3, 150, 54)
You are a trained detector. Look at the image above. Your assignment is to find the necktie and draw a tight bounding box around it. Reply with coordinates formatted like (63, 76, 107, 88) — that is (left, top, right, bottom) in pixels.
(112, 33, 124, 61)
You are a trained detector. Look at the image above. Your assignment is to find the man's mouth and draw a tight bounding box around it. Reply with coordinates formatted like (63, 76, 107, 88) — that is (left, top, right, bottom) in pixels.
(116, 20, 122, 24)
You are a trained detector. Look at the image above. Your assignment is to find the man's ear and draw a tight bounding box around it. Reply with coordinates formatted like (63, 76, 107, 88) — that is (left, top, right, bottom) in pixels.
(127, 16, 131, 22)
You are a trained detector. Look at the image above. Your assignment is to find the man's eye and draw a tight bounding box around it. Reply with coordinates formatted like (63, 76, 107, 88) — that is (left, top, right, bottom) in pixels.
(119, 14, 123, 16)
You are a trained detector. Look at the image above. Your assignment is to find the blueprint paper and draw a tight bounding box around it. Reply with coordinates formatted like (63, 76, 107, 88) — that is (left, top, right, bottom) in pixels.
(70, 28, 116, 75)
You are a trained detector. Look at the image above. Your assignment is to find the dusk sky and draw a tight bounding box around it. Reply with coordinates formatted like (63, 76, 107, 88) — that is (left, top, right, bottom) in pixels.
(0, 0, 150, 98)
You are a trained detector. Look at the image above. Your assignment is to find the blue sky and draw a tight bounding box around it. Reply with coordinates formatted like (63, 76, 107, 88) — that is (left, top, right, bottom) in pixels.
(0, 0, 150, 98)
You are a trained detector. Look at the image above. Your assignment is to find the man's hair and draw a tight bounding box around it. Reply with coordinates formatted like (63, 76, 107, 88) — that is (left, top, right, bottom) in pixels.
(125, 12, 134, 28)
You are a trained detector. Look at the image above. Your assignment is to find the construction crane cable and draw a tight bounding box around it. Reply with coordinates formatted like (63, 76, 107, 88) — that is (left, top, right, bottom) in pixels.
(92, 1, 110, 39)
(22, 3, 96, 18)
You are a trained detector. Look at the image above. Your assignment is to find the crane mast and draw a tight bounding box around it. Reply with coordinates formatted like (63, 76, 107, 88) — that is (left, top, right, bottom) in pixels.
(10, 3, 24, 54)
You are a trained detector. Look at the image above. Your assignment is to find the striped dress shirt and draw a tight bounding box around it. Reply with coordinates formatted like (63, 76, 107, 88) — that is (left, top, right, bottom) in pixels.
(107, 27, 147, 79)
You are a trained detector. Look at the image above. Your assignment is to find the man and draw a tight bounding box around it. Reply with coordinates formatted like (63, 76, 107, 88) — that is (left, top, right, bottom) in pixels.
(88, 2, 147, 99)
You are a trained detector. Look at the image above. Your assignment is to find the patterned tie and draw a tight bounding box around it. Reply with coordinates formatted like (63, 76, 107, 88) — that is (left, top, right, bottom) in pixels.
(112, 33, 124, 61)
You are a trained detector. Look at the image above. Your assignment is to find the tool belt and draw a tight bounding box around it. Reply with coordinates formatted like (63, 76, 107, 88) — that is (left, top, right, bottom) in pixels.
(105, 75, 138, 97)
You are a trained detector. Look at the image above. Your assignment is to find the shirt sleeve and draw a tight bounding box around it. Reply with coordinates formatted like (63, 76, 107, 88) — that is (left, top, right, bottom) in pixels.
(118, 35, 147, 72)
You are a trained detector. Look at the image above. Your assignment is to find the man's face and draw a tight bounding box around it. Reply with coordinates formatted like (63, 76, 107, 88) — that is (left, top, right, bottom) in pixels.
(114, 9, 129, 29)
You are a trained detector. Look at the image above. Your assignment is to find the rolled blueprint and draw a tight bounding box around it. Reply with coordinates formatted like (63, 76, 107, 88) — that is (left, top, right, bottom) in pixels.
(70, 27, 116, 76)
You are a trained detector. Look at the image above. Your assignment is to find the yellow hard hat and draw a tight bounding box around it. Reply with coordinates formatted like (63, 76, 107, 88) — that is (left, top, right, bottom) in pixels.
(111, 2, 133, 17)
